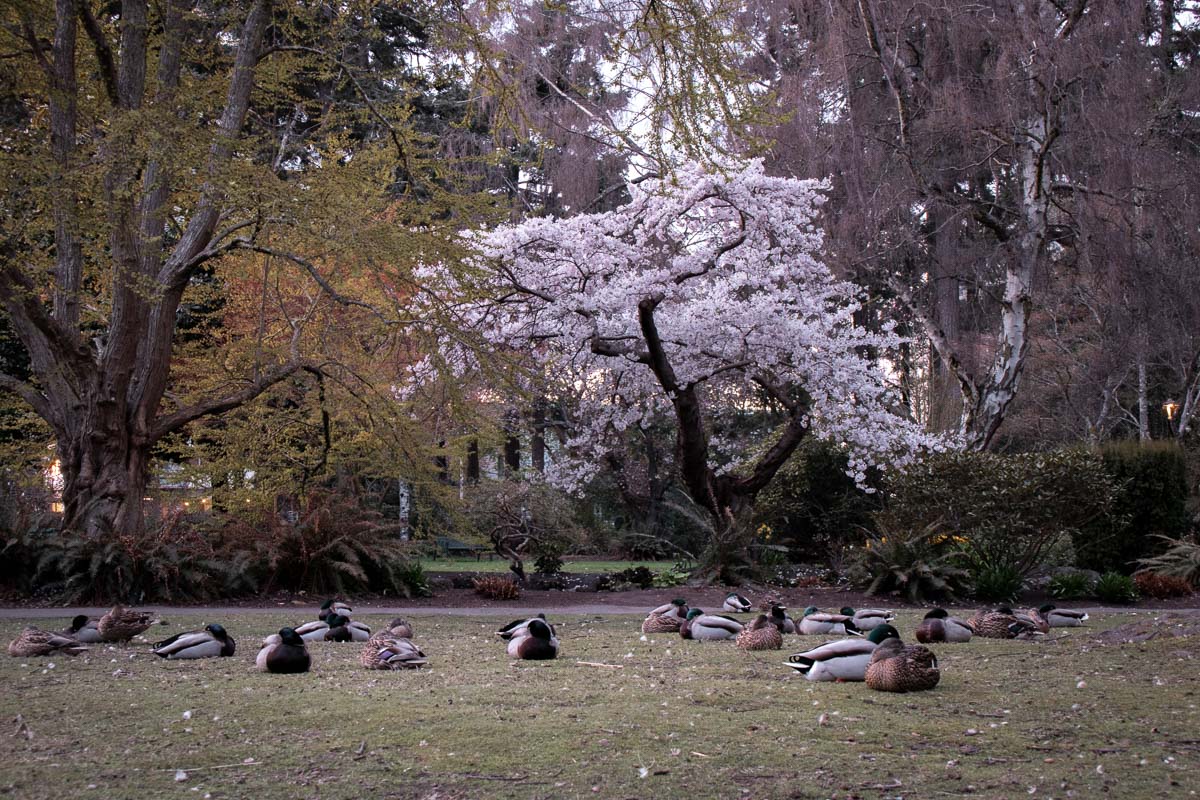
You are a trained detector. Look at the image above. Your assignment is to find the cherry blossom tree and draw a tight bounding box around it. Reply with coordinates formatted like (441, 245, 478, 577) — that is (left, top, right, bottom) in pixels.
(419, 160, 947, 579)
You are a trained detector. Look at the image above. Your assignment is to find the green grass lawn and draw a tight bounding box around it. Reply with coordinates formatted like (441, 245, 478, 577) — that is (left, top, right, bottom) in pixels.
(418, 558, 676, 574)
(1, 610, 1197, 799)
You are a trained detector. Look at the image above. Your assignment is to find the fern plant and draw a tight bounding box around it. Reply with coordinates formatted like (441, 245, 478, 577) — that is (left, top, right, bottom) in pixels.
(1135, 535, 1200, 586)
(849, 520, 971, 602)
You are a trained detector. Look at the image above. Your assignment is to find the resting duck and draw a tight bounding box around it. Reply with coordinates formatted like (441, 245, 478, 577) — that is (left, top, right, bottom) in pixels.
(915, 608, 975, 643)
(256, 628, 311, 673)
(736, 614, 784, 651)
(783, 624, 901, 682)
(680, 609, 743, 641)
(61, 615, 103, 643)
(641, 599, 689, 634)
(970, 608, 1043, 640)
(361, 635, 428, 669)
(507, 618, 559, 660)
(318, 599, 353, 622)
(797, 607, 859, 636)
(153, 624, 236, 659)
(865, 637, 940, 693)
(323, 614, 372, 642)
(1014, 607, 1051, 634)
(385, 618, 414, 639)
(722, 593, 752, 613)
(769, 604, 797, 634)
(843, 607, 895, 631)
(98, 605, 159, 642)
(496, 614, 554, 641)
(8, 626, 88, 657)
(1038, 604, 1089, 627)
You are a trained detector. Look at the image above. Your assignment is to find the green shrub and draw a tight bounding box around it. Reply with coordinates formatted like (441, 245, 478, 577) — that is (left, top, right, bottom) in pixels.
(1074, 442, 1189, 574)
(754, 438, 881, 563)
(651, 562, 692, 588)
(885, 450, 1118, 579)
(1093, 571, 1140, 604)
(1048, 571, 1095, 600)
(847, 521, 971, 602)
(972, 564, 1024, 602)
(1133, 535, 1200, 586)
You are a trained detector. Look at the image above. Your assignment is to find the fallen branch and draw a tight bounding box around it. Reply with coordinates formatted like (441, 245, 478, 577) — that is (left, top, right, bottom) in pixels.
(576, 660, 624, 669)
(158, 761, 261, 773)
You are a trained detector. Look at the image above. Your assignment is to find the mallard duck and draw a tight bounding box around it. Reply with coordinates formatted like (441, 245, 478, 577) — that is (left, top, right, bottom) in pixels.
(970, 608, 1043, 640)
(1038, 604, 1088, 627)
(323, 614, 372, 643)
(915, 608, 975, 643)
(865, 637, 940, 692)
(783, 624, 901, 681)
(152, 624, 236, 659)
(318, 599, 353, 622)
(797, 607, 859, 636)
(841, 606, 895, 631)
(769, 604, 797, 634)
(98, 605, 158, 642)
(680, 609, 743, 641)
(8, 626, 88, 657)
(256, 628, 311, 673)
(385, 618, 414, 639)
(293, 619, 330, 641)
(736, 614, 784, 651)
(496, 613, 553, 641)
(61, 615, 103, 643)
(507, 618, 559, 660)
(360, 635, 427, 669)
(722, 593, 752, 613)
(641, 598, 688, 634)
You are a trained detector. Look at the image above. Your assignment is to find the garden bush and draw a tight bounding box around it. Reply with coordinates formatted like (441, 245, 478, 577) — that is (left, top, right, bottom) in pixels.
(473, 574, 521, 600)
(885, 449, 1118, 579)
(1133, 571, 1194, 599)
(847, 520, 971, 602)
(754, 438, 881, 564)
(1094, 571, 1140, 604)
(1048, 571, 1095, 600)
(1135, 535, 1200, 585)
(972, 563, 1024, 602)
(1074, 442, 1189, 574)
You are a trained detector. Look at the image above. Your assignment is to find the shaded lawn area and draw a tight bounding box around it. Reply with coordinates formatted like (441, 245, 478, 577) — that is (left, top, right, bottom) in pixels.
(419, 558, 677, 574)
(0, 611, 1197, 799)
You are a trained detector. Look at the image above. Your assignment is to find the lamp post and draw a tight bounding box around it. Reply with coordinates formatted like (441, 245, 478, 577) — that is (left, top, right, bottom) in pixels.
(1164, 399, 1180, 437)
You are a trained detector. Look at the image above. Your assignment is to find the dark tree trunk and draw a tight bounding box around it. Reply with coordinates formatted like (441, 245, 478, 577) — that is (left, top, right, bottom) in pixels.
(466, 439, 480, 483)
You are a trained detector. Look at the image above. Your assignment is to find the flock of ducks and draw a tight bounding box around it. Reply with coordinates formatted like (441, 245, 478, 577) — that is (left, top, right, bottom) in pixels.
(641, 594, 1090, 693)
(6, 595, 1091, 690)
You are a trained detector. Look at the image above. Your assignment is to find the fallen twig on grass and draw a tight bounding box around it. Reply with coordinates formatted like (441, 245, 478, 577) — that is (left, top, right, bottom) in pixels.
(157, 760, 261, 773)
(576, 660, 624, 669)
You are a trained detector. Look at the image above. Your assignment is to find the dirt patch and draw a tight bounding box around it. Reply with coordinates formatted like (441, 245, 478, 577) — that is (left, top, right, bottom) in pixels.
(1093, 611, 1200, 645)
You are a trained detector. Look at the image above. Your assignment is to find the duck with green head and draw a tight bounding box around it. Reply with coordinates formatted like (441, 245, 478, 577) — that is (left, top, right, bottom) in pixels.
(153, 624, 236, 659)
(783, 624, 901, 681)
(256, 628, 311, 673)
(769, 604, 797, 634)
(1037, 604, 1088, 627)
(797, 607, 858, 635)
(508, 618, 560, 660)
(865, 637, 940, 692)
(318, 599, 353, 621)
(61, 615, 102, 643)
(842, 606, 895, 631)
(915, 608, 975, 643)
(722, 593, 752, 613)
(323, 614, 372, 642)
(680, 609, 743, 641)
